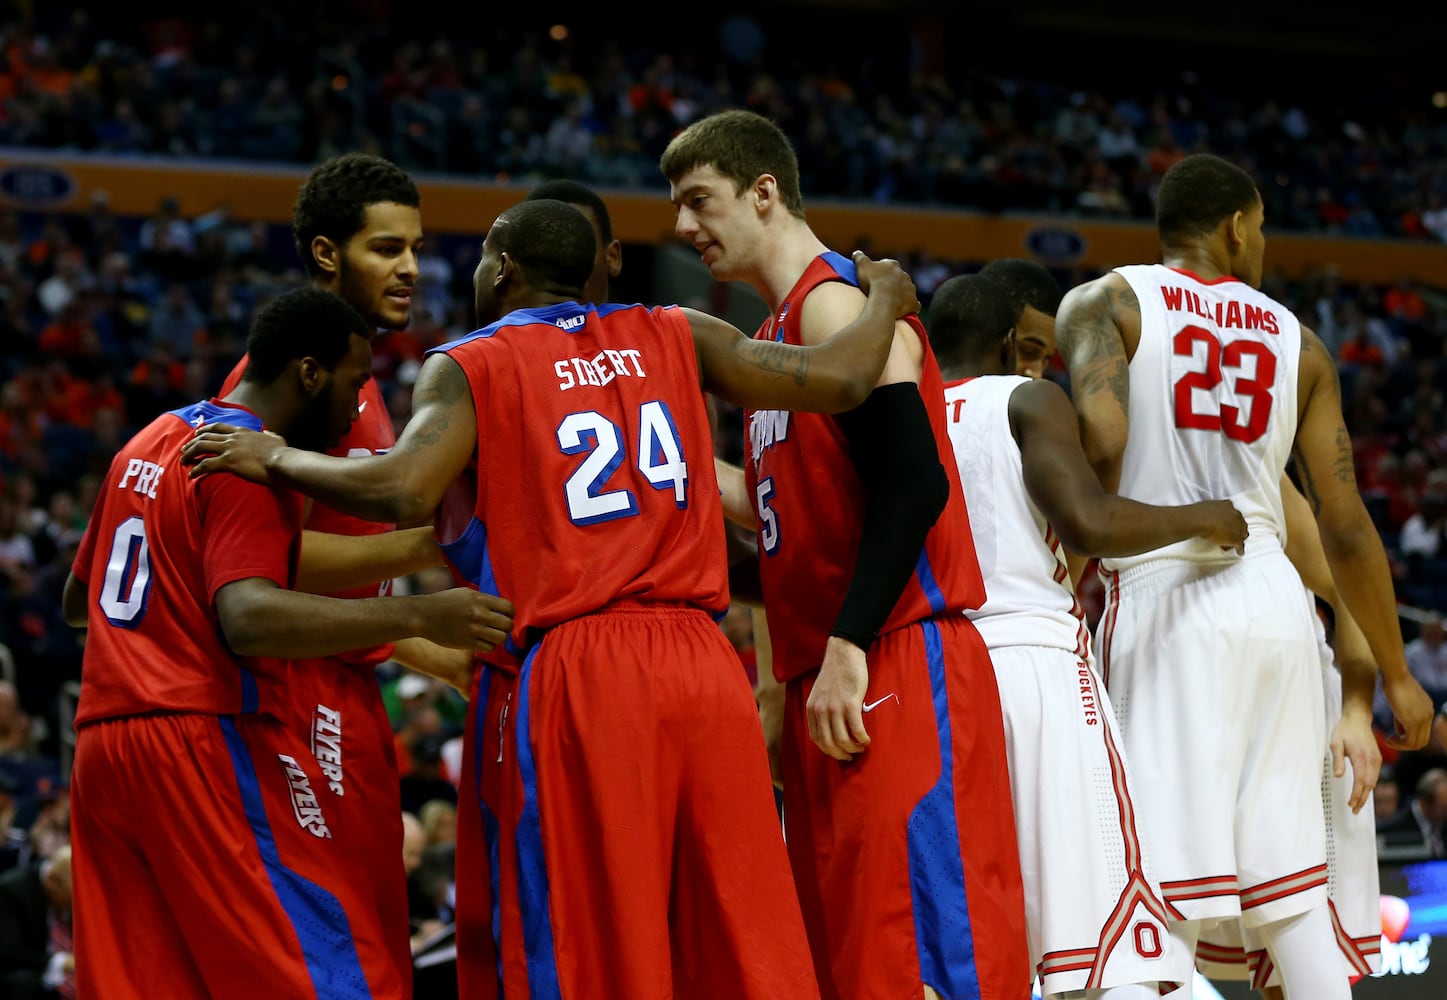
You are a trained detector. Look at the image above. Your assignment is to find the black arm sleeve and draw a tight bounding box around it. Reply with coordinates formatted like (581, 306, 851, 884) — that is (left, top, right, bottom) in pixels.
(829, 383, 951, 650)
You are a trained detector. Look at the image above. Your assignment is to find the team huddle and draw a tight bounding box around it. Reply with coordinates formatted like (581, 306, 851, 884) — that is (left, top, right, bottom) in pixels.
(61, 109, 1431, 1000)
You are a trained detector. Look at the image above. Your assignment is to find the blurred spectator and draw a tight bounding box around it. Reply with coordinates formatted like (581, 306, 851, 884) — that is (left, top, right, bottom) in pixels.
(418, 799, 456, 849)
(399, 734, 457, 816)
(0, 844, 72, 999)
(0, 683, 38, 760)
(1375, 767, 1405, 826)
(1379, 768, 1447, 858)
(136, 196, 197, 281)
(1406, 614, 1447, 705)
(1401, 477, 1447, 562)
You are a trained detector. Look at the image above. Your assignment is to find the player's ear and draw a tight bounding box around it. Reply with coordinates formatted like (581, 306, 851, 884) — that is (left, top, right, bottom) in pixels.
(752, 173, 778, 213)
(606, 239, 622, 279)
(1001, 327, 1017, 367)
(297, 357, 325, 395)
(1225, 210, 1246, 253)
(496, 251, 516, 294)
(310, 236, 341, 277)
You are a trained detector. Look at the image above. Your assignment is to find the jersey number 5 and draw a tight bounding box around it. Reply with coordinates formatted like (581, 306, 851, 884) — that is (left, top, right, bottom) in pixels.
(99, 516, 153, 628)
(558, 401, 688, 526)
(1172, 324, 1276, 443)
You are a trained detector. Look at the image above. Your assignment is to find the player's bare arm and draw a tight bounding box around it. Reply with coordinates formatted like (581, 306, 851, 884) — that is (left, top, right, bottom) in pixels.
(61, 572, 88, 628)
(295, 526, 445, 595)
(390, 638, 477, 698)
(688, 252, 920, 412)
(1280, 473, 1385, 810)
(753, 607, 784, 789)
(1056, 274, 1137, 492)
(1012, 379, 1247, 556)
(183, 354, 477, 526)
(714, 457, 758, 530)
(1292, 324, 1432, 749)
(213, 577, 513, 658)
(798, 273, 943, 762)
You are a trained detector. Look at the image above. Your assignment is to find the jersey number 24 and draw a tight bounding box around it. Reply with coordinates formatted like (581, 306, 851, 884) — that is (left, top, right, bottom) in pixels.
(558, 401, 688, 526)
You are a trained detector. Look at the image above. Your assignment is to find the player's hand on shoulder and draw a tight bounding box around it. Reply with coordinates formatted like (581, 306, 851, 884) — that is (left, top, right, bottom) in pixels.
(806, 636, 872, 762)
(1382, 672, 1434, 751)
(419, 589, 516, 652)
(1195, 499, 1248, 555)
(852, 250, 921, 319)
(181, 425, 286, 482)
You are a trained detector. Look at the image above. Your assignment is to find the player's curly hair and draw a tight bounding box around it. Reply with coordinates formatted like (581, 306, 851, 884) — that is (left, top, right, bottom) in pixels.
(292, 153, 420, 277)
(660, 109, 806, 220)
(1155, 153, 1260, 244)
(244, 287, 373, 383)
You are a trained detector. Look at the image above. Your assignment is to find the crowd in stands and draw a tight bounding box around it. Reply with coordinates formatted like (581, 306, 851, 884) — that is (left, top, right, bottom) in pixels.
(2, 9, 1446, 240)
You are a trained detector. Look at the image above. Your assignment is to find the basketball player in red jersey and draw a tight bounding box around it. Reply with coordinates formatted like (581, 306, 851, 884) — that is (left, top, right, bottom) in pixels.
(183, 198, 921, 999)
(662, 110, 1029, 1000)
(1057, 152, 1433, 999)
(218, 153, 489, 998)
(62, 288, 511, 1000)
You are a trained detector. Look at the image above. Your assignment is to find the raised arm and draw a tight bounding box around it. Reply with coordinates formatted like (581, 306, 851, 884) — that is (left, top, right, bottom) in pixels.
(296, 526, 445, 595)
(687, 252, 920, 413)
(1013, 379, 1246, 557)
(183, 354, 478, 525)
(1056, 274, 1136, 493)
(1292, 324, 1432, 749)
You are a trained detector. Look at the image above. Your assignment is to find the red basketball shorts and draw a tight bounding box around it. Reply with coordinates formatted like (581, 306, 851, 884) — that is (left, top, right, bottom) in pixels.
(781, 615, 1030, 1000)
(286, 658, 410, 998)
(72, 711, 385, 999)
(456, 603, 819, 1000)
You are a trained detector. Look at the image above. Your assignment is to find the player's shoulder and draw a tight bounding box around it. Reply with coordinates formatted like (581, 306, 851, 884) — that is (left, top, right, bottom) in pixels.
(1006, 374, 1070, 420)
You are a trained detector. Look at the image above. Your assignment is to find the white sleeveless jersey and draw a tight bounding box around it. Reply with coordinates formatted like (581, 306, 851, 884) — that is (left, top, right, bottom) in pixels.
(944, 375, 1090, 656)
(1104, 264, 1301, 571)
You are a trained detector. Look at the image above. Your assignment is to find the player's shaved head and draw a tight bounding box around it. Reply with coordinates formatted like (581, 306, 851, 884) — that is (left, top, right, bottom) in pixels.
(489, 200, 596, 296)
(929, 274, 1018, 369)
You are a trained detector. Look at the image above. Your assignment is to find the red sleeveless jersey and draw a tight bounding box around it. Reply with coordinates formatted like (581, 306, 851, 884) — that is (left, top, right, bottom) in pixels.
(743, 252, 986, 682)
(71, 400, 303, 724)
(430, 302, 729, 658)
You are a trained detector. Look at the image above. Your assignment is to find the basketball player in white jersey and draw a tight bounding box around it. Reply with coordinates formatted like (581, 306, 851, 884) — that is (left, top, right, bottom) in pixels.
(933, 273, 1245, 999)
(1196, 475, 1402, 995)
(1055, 152, 1432, 999)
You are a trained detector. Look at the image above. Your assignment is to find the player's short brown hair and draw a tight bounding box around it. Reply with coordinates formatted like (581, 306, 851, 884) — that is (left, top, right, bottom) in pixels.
(660, 110, 806, 219)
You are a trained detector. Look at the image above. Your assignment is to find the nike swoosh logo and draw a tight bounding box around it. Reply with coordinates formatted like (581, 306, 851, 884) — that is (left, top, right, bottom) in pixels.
(862, 694, 899, 713)
(358, 400, 368, 413)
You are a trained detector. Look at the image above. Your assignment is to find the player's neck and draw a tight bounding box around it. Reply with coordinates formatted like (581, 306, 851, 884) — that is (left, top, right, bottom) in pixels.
(751, 223, 830, 311)
(1162, 245, 1231, 283)
(219, 383, 296, 438)
(939, 357, 1002, 383)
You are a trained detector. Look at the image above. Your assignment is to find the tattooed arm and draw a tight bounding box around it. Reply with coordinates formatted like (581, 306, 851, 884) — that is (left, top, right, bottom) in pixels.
(686, 253, 921, 412)
(1293, 324, 1432, 749)
(1055, 273, 1137, 493)
(183, 353, 478, 524)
